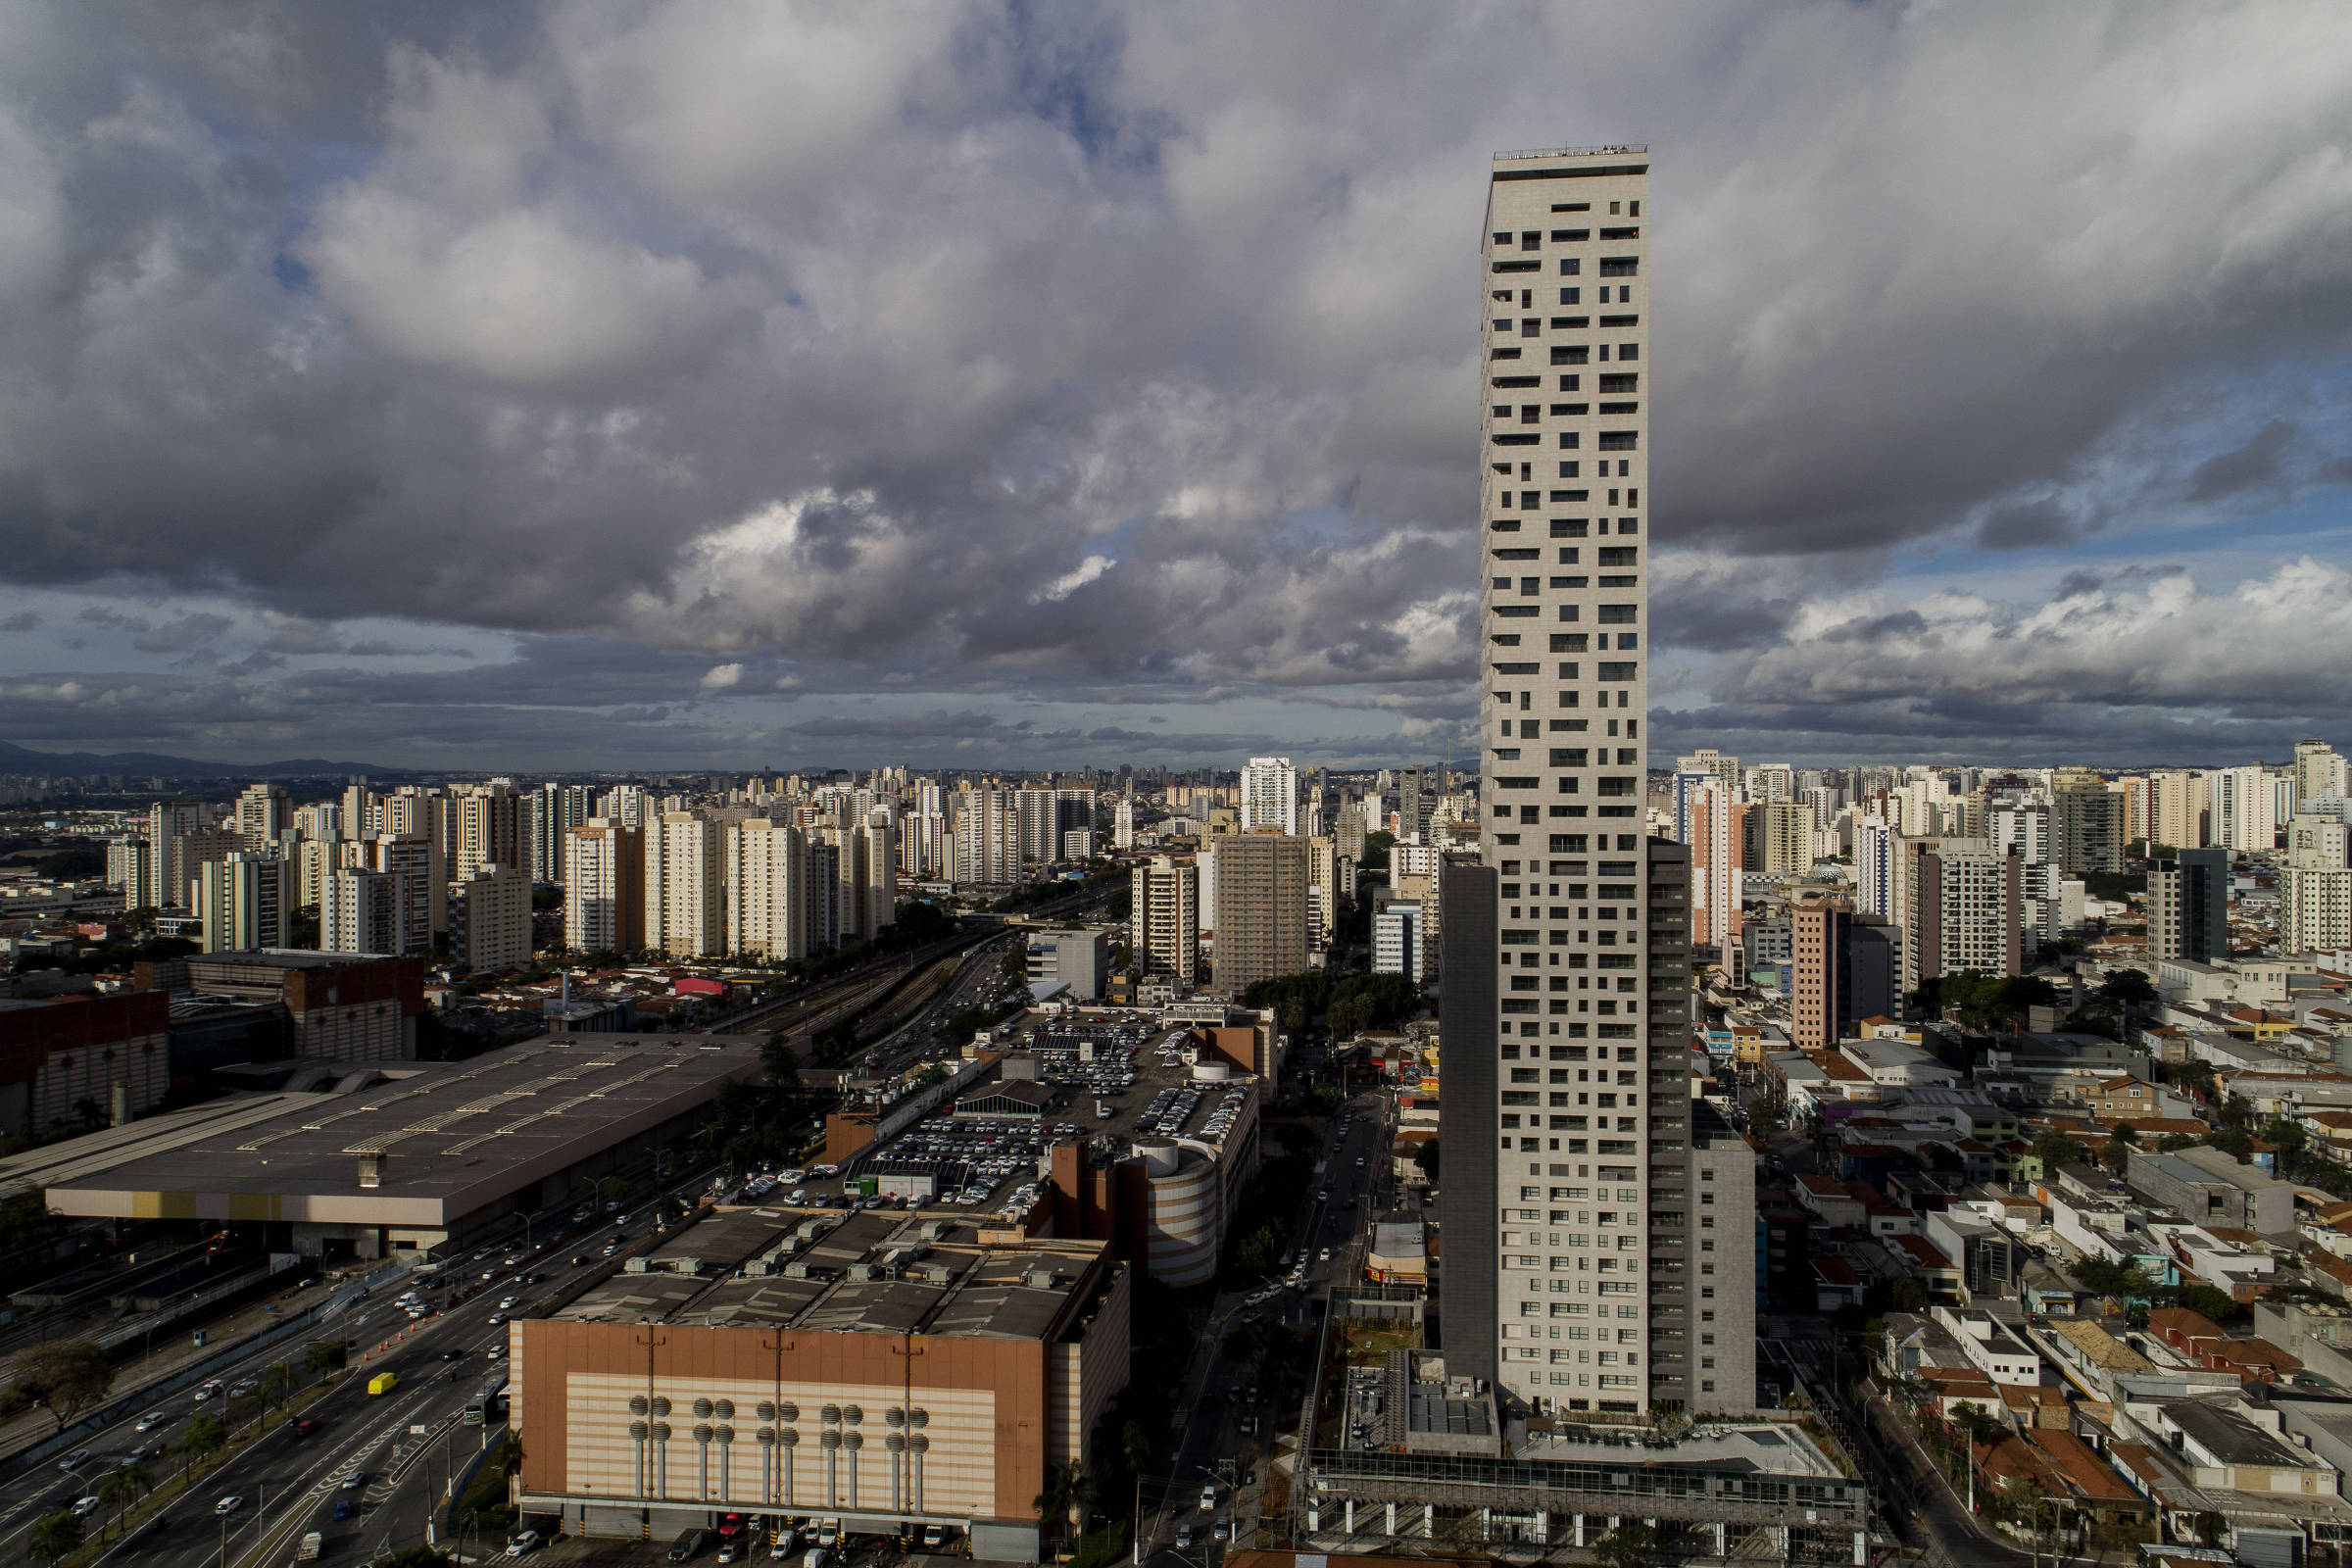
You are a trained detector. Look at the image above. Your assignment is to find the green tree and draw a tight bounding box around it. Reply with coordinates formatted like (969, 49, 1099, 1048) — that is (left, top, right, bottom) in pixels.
(288, 903, 321, 948)
(2097, 968, 2158, 1013)
(2177, 1282, 2239, 1324)
(2264, 1117, 2310, 1160)
(1593, 1520, 1659, 1568)
(599, 1175, 635, 1203)
(5, 1338, 113, 1433)
(2194, 1511, 2227, 1547)
(97, 1463, 143, 1539)
(261, 1360, 292, 1409)
(2205, 1126, 2256, 1162)
(306, 1341, 346, 1378)
(1033, 1461, 1096, 1555)
(2073, 1257, 2159, 1300)
(177, 1413, 227, 1477)
(2030, 1128, 2092, 1174)
(26, 1509, 82, 1566)
(1413, 1140, 1440, 1185)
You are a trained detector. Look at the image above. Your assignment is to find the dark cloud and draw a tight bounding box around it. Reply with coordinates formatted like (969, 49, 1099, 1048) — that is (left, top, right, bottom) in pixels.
(1973, 498, 2080, 552)
(2184, 418, 2298, 501)
(0, 5, 2344, 764)
(0, 612, 38, 633)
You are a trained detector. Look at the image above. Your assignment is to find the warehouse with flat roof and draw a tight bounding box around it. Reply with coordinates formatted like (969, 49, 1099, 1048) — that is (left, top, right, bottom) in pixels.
(43, 1033, 764, 1260)
(514, 1206, 1130, 1560)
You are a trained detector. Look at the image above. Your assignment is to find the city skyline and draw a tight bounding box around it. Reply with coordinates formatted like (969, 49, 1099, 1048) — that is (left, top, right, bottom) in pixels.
(0, 5, 2348, 770)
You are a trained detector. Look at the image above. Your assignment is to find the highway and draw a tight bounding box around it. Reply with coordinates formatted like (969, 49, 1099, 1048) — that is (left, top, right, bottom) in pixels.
(21, 1186, 711, 1568)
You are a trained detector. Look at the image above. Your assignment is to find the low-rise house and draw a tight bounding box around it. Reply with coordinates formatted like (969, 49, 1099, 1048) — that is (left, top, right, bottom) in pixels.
(1933, 1303, 2045, 1387)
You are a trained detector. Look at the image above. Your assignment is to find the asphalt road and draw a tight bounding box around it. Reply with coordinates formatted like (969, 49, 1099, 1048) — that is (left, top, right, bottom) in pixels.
(1146, 1085, 1401, 1559)
(25, 1190, 711, 1568)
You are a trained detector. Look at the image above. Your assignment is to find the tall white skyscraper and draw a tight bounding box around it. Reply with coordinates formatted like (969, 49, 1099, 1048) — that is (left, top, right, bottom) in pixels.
(1239, 756, 1299, 835)
(1444, 146, 1751, 1426)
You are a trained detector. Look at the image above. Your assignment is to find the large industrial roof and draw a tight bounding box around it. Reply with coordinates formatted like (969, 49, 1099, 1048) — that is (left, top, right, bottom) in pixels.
(44, 1033, 764, 1229)
(559, 1204, 1109, 1344)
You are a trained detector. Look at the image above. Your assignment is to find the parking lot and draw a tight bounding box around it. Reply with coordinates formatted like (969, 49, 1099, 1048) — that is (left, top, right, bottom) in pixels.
(727, 1013, 1258, 1230)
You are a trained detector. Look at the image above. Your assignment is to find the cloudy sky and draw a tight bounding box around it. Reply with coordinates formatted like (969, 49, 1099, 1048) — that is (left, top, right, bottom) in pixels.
(1, 1, 2349, 774)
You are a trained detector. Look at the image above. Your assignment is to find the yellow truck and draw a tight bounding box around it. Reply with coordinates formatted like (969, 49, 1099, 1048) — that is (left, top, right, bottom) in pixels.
(367, 1372, 399, 1396)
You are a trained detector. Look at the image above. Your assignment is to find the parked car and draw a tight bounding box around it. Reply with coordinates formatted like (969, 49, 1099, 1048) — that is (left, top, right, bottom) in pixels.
(506, 1531, 542, 1557)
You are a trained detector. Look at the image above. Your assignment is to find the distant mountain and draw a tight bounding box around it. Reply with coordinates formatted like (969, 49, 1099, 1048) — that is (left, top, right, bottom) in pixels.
(0, 740, 390, 779)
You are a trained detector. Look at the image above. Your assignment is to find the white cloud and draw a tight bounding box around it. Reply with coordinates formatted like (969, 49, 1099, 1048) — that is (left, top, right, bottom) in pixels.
(699, 662, 745, 691)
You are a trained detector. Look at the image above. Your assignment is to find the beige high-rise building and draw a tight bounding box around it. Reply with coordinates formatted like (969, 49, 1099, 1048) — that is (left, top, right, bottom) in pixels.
(1129, 855, 1199, 991)
(2150, 768, 2205, 851)
(321, 865, 396, 955)
(2282, 812, 2352, 953)
(2296, 740, 2350, 805)
(449, 862, 532, 972)
(196, 852, 291, 953)
(233, 783, 289, 850)
(724, 816, 808, 960)
(1760, 800, 1814, 875)
(1305, 833, 1338, 946)
(564, 822, 644, 954)
(1452, 147, 1747, 1425)
(455, 784, 525, 876)
(1211, 831, 1308, 997)
(645, 812, 723, 957)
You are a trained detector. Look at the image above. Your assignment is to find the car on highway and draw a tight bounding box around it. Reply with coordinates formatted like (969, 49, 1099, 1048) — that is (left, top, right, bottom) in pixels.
(341, 1470, 366, 1490)
(570, 1254, 589, 1266)
(58, 1448, 90, 1471)
(487, 1312, 509, 1326)
(1214, 1520, 1234, 1543)
(1174, 1525, 1194, 1549)
(442, 1349, 464, 1360)
(72, 1496, 100, 1518)
(192, 1380, 223, 1402)
(502, 1255, 522, 1267)
(1318, 1248, 1332, 1262)
(499, 1297, 518, 1309)
(215, 1496, 244, 1516)
(332, 1500, 356, 1521)
(1199, 1485, 1217, 1511)
(486, 1346, 507, 1360)
(134, 1412, 167, 1433)
(295, 1418, 323, 1438)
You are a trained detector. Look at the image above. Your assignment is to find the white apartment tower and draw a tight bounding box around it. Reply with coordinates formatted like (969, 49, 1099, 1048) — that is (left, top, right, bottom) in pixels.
(1446, 147, 1751, 1425)
(1240, 757, 1299, 836)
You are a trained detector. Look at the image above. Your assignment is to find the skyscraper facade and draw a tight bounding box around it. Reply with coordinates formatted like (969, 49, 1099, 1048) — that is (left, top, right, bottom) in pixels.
(1445, 146, 1748, 1423)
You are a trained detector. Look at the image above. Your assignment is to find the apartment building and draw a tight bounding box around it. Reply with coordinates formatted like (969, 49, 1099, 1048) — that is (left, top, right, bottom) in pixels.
(1130, 855, 1200, 991)
(1444, 145, 1752, 1423)
(1211, 832, 1308, 997)
(565, 822, 646, 954)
